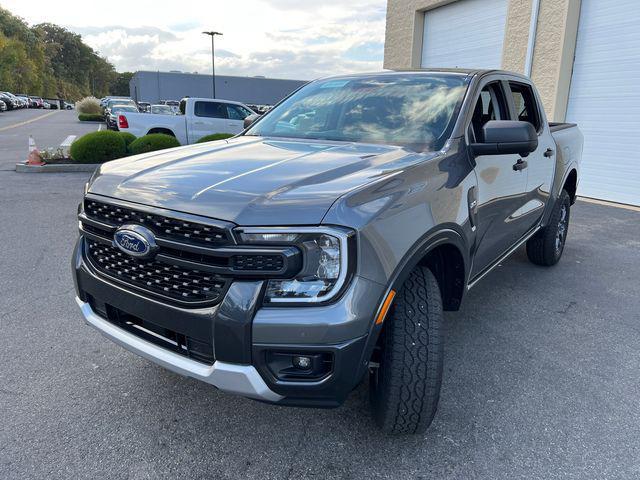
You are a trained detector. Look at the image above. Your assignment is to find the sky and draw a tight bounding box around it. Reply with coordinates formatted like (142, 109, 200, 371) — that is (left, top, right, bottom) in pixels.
(2, 0, 387, 80)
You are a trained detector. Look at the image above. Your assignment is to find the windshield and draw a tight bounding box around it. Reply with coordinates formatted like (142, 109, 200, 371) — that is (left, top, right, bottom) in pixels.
(112, 106, 138, 113)
(108, 99, 134, 107)
(246, 73, 469, 151)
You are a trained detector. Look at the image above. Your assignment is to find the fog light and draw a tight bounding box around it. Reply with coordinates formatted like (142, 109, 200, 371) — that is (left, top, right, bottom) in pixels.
(292, 356, 311, 369)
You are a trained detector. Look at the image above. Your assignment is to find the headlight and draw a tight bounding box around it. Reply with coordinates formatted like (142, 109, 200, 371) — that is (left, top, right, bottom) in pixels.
(235, 226, 354, 304)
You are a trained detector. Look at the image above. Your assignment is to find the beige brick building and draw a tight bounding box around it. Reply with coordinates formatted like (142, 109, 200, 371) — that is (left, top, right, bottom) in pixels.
(384, 0, 640, 205)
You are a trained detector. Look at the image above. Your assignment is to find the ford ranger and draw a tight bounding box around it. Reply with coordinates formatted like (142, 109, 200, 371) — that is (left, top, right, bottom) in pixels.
(73, 69, 582, 434)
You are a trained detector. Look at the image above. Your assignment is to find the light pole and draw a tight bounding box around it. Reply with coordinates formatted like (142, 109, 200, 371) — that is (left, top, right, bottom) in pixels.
(202, 31, 223, 98)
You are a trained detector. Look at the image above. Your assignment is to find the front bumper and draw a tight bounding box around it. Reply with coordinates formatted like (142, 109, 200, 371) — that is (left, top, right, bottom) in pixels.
(76, 297, 282, 401)
(73, 236, 385, 407)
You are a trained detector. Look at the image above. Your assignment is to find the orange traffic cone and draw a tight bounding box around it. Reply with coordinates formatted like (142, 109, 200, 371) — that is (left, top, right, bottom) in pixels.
(26, 135, 44, 166)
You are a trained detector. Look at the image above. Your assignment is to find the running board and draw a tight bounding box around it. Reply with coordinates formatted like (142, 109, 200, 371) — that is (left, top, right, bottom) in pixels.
(467, 226, 541, 290)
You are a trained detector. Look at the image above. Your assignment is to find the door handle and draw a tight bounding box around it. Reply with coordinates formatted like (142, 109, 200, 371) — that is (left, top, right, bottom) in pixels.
(513, 159, 528, 171)
(544, 148, 554, 158)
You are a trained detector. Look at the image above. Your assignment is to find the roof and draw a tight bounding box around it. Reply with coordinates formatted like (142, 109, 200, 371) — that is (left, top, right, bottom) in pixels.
(312, 68, 532, 83)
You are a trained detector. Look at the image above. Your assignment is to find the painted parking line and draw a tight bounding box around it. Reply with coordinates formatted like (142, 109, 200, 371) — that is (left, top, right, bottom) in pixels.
(0, 111, 58, 132)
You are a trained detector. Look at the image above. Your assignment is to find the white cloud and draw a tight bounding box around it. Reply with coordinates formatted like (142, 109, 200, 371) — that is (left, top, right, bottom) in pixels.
(1, 0, 386, 80)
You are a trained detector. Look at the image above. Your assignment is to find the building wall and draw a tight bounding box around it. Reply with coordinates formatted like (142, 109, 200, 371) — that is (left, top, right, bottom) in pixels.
(129, 71, 307, 106)
(384, 0, 581, 121)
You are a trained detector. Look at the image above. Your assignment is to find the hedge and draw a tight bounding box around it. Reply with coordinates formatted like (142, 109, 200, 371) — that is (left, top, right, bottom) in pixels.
(78, 113, 104, 122)
(69, 131, 127, 164)
(129, 133, 180, 155)
(195, 133, 235, 143)
(119, 132, 137, 150)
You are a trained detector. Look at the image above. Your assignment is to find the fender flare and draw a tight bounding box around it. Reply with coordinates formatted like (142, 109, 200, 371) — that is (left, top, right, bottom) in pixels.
(354, 225, 470, 380)
(386, 224, 470, 295)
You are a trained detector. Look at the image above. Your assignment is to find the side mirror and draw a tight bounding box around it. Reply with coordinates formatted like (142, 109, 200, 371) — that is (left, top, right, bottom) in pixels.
(244, 113, 261, 129)
(471, 120, 538, 157)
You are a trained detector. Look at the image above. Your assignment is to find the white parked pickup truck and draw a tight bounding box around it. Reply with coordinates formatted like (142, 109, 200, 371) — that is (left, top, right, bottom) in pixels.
(116, 97, 256, 144)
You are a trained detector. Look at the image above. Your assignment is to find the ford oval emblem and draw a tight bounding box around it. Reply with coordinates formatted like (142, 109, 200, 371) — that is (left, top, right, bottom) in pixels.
(113, 224, 158, 258)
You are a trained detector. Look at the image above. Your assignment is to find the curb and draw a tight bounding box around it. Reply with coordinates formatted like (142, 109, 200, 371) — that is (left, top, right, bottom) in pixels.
(15, 163, 99, 173)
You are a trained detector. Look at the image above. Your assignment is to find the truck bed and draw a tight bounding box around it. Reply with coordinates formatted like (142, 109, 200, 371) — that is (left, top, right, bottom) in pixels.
(549, 122, 582, 175)
(549, 122, 577, 133)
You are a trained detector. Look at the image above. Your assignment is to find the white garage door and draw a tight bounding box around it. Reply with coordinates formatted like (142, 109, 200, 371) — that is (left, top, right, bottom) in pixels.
(421, 0, 508, 69)
(566, 0, 640, 206)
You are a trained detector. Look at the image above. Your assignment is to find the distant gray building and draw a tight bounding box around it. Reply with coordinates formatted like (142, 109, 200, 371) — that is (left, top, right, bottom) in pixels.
(129, 71, 307, 106)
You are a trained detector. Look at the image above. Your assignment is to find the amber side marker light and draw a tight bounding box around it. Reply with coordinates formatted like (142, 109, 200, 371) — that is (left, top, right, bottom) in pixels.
(375, 290, 396, 325)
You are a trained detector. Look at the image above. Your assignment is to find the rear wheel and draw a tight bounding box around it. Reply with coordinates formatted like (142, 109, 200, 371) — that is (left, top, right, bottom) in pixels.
(526, 189, 571, 266)
(369, 266, 443, 434)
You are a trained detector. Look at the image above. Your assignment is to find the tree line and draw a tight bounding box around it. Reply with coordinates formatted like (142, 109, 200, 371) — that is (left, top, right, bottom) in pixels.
(0, 6, 132, 100)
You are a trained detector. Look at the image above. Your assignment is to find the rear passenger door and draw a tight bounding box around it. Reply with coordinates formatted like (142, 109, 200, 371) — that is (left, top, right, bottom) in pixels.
(507, 81, 555, 228)
(469, 80, 530, 277)
(187, 101, 229, 143)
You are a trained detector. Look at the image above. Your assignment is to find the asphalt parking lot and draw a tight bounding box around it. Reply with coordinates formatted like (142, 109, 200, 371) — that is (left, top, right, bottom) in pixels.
(1, 112, 639, 479)
(0, 109, 99, 170)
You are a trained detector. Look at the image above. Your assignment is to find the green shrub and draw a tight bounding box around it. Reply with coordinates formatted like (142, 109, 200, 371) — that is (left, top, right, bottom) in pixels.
(129, 134, 180, 155)
(119, 132, 137, 150)
(78, 113, 104, 122)
(76, 96, 102, 115)
(69, 131, 127, 164)
(195, 133, 235, 143)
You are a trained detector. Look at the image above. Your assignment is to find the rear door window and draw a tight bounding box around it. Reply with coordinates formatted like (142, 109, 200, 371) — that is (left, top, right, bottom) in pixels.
(194, 101, 228, 119)
(508, 83, 541, 132)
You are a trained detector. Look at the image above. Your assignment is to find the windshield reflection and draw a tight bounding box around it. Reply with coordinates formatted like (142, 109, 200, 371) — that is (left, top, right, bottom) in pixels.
(245, 74, 469, 152)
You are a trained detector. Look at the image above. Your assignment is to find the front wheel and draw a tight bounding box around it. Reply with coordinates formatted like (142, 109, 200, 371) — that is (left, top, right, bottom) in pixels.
(526, 189, 571, 266)
(369, 266, 444, 434)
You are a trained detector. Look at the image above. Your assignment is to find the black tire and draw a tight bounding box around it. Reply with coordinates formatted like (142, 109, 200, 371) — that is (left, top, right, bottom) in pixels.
(526, 189, 571, 266)
(370, 266, 444, 434)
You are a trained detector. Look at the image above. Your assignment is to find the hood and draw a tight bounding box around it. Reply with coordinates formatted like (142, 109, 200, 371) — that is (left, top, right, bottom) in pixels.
(88, 136, 428, 225)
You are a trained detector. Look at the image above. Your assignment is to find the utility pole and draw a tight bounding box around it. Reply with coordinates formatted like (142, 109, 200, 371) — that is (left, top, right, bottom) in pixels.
(202, 31, 223, 98)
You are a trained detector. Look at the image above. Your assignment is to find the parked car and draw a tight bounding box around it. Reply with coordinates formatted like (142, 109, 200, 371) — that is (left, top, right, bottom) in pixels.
(0, 93, 17, 110)
(16, 95, 30, 108)
(106, 104, 140, 130)
(101, 96, 131, 106)
(149, 104, 174, 115)
(0, 99, 6, 112)
(116, 97, 254, 144)
(103, 97, 137, 115)
(43, 101, 51, 109)
(3, 93, 24, 108)
(159, 99, 181, 114)
(64, 102, 74, 110)
(137, 102, 151, 113)
(29, 96, 44, 108)
(73, 69, 582, 434)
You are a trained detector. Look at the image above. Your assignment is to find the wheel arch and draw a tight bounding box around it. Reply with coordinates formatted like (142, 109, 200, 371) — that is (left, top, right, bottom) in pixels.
(563, 168, 578, 204)
(386, 226, 469, 312)
(147, 127, 175, 137)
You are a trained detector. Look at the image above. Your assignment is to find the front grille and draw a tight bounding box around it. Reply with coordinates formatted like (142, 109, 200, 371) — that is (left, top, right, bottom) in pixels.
(86, 239, 227, 304)
(84, 199, 230, 247)
(80, 197, 301, 307)
(232, 254, 284, 271)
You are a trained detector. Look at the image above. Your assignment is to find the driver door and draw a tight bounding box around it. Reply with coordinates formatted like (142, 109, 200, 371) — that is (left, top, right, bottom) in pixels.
(470, 81, 530, 278)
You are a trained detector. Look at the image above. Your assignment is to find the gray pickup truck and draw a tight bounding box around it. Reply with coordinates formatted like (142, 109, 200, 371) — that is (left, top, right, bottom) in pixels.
(73, 69, 582, 434)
